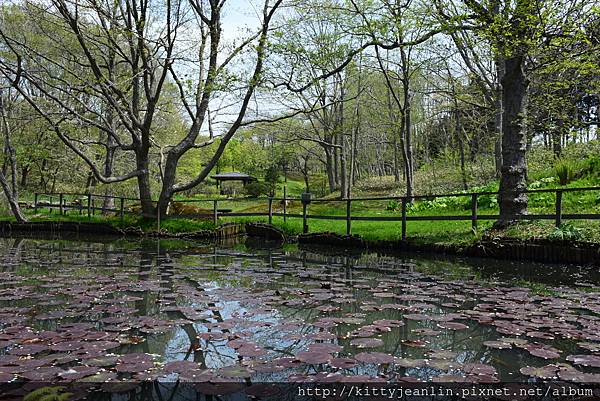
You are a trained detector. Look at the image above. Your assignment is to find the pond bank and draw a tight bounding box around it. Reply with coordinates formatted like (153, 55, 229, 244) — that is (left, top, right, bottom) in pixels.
(0, 220, 244, 240)
(297, 232, 600, 266)
(1, 220, 598, 265)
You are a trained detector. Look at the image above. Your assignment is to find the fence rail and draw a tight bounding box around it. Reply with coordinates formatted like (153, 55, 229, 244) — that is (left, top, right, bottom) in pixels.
(27, 186, 600, 240)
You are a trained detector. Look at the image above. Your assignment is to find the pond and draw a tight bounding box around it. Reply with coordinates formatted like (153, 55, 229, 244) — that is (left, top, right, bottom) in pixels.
(1, 235, 600, 398)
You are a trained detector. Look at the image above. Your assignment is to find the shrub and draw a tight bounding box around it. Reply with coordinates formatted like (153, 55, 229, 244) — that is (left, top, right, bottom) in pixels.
(547, 223, 582, 241)
(244, 182, 271, 198)
(554, 159, 579, 185)
(386, 199, 400, 211)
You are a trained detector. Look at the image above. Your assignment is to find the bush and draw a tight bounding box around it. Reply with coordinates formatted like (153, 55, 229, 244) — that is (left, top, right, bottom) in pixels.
(244, 182, 271, 198)
(554, 159, 579, 185)
(547, 223, 582, 241)
(386, 199, 400, 211)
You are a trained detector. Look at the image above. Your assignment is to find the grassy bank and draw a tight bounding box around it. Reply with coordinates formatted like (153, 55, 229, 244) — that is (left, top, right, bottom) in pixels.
(3, 141, 600, 247)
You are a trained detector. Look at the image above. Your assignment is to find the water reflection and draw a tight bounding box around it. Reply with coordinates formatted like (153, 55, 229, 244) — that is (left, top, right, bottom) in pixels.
(0, 235, 599, 399)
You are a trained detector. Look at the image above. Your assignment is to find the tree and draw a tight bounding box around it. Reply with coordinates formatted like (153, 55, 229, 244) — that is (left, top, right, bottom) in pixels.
(438, 0, 597, 226)
(0, 86, 26, 222)
(0, 0, 284, 217)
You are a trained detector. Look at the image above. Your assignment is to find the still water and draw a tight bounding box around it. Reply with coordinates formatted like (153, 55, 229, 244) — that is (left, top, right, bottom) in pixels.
(1, 235, 600, 396)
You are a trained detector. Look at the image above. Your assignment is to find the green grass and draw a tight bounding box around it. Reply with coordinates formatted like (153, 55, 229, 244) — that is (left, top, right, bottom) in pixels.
(4, 140, 600, 245)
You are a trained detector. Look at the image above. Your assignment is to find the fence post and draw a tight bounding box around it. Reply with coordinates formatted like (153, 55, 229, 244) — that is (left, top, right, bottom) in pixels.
(59, 193, 64, 215)
(401, 197, 407, 241)
(34, 193, 38, 214)
(87, 194, 91, 218)
(471, 194, 478, 232)
(283, 186, 287, 223)
(555, 190, 563, 227)
(120, 198, 125, 223)
(346, 199, 352, 235)
(268, 198, 273, 225)
(302, 202, 308, 234)
(213, 200, 218, 226)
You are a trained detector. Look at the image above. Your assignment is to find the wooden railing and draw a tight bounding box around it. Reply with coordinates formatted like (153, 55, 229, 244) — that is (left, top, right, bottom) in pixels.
(29, 186, 600, 240)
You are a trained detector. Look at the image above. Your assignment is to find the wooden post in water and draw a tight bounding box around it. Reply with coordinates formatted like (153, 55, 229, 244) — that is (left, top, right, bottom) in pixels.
(87, 194, 91, 218)
(59, 193, 64, 215)
(401, 197, 407, 241)
(471, 194, 478, 231)
(268, 198, 273, 224)
(283, 186, 287, 223)
(34, 193, 38, 214)
(346, 199, 352, 235)
(302, 202, 308, 233)
(120, 198, 125, 223)
(555, 190, 563, 227)
(213, 200, 218, 226)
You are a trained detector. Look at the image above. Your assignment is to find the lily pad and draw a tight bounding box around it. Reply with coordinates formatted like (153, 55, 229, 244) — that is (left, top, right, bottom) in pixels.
(354, 352, 394, 364)
(566, 354, 600, 367)
(329, 358, 357, 369)
(295, 351, 331, 364)
(520, 365, 558, 379)
(349, 338, 384, 348)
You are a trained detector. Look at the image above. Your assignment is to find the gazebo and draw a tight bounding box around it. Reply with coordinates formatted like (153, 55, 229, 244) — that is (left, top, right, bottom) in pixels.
(211, 172, 257, 195)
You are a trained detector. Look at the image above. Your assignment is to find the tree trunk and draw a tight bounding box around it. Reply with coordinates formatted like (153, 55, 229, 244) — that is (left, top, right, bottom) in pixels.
(0, 94, 26, 223)
(393, 139, 400, 182)
(496, 55, 529, 227)
(333, 136, 339, 186)
(458, 130, 468, 191)
(136, 149, 154, 217)
(325, 148, 335, 193)
(303, 157, 310, 193)
(0, 172, 26, 223)
(20, 165, 29, 188)
(403, 111, 414, 199)
(552, 123, 562, 157)
(102, 135, 116, 213)
(493, 59, 505, 178)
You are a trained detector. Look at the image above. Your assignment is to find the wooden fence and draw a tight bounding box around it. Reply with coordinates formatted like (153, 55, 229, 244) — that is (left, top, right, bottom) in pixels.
(29, 186, 600, 240)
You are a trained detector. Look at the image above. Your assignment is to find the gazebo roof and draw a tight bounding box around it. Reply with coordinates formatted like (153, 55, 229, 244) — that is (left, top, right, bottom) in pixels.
(211, 172, 257, 182)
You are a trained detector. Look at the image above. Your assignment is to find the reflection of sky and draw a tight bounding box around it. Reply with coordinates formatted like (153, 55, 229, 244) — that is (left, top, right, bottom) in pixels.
(4, 238, 599, 386)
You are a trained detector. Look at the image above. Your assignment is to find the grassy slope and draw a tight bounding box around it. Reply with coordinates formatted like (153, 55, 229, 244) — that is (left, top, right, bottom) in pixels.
(4, 141, 600, 244)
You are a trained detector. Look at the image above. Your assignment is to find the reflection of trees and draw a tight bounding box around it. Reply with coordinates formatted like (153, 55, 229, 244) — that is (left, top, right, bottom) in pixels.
(2, 234, 592, 392)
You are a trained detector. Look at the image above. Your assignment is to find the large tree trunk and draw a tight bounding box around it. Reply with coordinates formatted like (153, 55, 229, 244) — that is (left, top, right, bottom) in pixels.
(136, 148, 154, 217)
(496, 55, 529, 227)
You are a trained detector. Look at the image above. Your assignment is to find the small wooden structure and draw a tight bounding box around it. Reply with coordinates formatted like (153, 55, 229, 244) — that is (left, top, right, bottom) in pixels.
(211, 172, 257, 195)
(211, 172, 257, 185)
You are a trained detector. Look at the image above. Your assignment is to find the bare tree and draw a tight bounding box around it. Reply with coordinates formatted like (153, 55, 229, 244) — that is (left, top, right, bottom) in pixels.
(0, 0, 284, 217)
(0, 87, 26, 222)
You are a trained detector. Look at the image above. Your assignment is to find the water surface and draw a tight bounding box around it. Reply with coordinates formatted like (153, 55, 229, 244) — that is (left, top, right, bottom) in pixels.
(1, 235, 600, 394)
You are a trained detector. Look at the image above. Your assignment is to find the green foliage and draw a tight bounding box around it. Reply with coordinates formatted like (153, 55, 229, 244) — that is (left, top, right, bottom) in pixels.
(547, 222, 583, 241)
(528, 177, 556, 189)
(264, 165, 279, 185)
(554, 159, 579, 185)
(407, 196, 471, 213)
(244, 182, 271, 198)
(386, 199, 400, 211)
